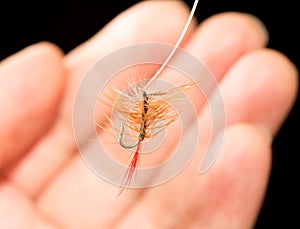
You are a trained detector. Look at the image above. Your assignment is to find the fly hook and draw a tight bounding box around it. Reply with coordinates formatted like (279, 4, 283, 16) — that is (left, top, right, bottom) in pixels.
(118, 122, 139, 149)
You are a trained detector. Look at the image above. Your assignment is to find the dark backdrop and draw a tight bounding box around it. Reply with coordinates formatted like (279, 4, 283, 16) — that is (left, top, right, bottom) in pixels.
(1, 1, 299, 228)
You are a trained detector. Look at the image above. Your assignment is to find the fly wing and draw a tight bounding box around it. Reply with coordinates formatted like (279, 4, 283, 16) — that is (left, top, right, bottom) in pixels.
(149, 82, 196, 99)
(97, 87, 140, 137)
(144, 82, 196, 138)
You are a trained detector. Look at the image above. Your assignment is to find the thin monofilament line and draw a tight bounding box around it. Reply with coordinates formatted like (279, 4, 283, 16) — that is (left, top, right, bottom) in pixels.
(143, 0, 199, 91)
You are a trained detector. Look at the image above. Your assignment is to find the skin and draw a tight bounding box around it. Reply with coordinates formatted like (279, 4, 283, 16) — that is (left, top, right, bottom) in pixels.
(0, 1, 298, 229)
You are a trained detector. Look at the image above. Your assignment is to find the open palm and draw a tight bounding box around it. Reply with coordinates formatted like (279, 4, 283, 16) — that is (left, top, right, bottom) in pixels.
(0, 1, 298, 228)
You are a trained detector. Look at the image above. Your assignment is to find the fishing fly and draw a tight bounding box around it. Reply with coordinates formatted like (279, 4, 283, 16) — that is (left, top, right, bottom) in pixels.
(96, 0, 199, 196)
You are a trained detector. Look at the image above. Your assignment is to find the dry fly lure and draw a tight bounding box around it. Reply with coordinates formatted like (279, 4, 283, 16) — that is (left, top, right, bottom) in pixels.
(96, 0, 199, 196)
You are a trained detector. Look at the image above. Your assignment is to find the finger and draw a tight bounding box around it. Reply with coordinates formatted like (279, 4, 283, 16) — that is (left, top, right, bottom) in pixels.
(186, 12, 269, 80)
(200, 48, 298, 140)
(0, 42, 65, 169)
(115, 124, 271, 228)
(226, 49, 298, 136)
(195, 48, 298, 175)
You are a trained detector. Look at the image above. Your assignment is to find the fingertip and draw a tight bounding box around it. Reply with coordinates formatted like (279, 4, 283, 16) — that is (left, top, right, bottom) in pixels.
(0, 42, 66, 168)
(200, 12, 269, 46)
(261, 48, 299, 103)
(1, 41, 64, 66)
(0, 41, 66, 111)
(186, 11, 269, 80)
(29, 41, 65, 57)
(216, 47, 298, 137)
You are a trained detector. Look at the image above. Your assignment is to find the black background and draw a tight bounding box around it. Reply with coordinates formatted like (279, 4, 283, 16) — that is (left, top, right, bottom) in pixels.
(1, 0, 299, 228)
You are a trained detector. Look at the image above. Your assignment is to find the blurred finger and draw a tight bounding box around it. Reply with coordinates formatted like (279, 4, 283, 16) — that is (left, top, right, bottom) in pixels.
(0, 42, 65, 169)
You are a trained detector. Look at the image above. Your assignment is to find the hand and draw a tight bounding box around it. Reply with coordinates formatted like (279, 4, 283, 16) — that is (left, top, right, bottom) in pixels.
(0, 1, 298, 228)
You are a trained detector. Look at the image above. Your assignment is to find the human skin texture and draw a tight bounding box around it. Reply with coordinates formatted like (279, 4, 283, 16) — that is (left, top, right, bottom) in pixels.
(0, 1, 298, 229)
